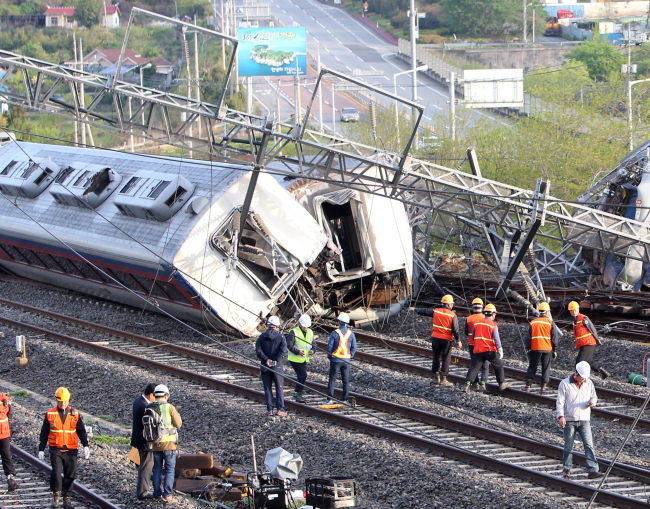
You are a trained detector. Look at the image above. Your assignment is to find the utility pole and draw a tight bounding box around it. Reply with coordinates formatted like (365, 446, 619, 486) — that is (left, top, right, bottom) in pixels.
(523, 0, 527, 43)
(449, 71, 455, 141)
(409, 0, 418, 122)
(627, 24, 633, 151)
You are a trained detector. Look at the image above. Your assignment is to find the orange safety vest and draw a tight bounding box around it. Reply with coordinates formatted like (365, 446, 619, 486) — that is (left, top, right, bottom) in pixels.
(472, 320, 497, 354)
(331, 329, 352, 359)
(431, 308, 456, 341)
(573, 314, 597, 349)
(0, 394, 10, 440)
(466, 313, 485, 346)
(46, 407, 79, 450)
(530, 316, 553, 351)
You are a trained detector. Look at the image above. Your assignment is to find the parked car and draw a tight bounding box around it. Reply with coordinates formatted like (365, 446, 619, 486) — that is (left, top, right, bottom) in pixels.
(340, 107, 360, 122)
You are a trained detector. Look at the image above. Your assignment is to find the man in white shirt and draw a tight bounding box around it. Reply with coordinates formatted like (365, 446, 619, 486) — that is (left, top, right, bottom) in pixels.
(556, 361, 603, 479)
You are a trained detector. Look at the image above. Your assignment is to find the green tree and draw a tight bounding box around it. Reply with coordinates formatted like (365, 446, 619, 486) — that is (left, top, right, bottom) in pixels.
(566, 39, 624, 82)
(440, 0, 522, 37)
(73, 0, 101, 28)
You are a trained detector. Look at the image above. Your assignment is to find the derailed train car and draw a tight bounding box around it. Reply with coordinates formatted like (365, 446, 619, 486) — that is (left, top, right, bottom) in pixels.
(0, 141, 412, 335)
(577, 140, 650, 290)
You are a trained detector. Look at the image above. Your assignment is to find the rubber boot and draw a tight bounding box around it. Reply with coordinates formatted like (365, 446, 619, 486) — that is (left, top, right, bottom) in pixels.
(7, 474, 18, 491)
(439, 376, 453, 387)
(52, 492, 61, 508)
(433, 372, 441, 384)
(63, 495, 73, 509)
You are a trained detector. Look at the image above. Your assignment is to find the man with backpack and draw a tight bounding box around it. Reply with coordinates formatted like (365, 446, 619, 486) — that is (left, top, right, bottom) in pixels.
(131, 383, 157, 500)
(144, 384, 182, 503)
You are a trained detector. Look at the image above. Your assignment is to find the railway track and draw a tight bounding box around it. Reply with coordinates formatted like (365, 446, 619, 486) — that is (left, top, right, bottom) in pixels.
(3, 443, 121, 509)
(1, 300, 650, 507)
(317, 325, 650, 430)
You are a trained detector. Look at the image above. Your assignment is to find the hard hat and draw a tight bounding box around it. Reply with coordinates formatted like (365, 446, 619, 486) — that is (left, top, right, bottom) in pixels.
(539, 302, 550, 312)
(568, 301, 580, 311)
(337, 312, 350, 324)
(154, 384, 170, 397)
(441, 294, 454, 304)
(471, 297, 483, 307)
(55, 387, 70, 402)
(575, 361, 591, 379)
(484, 303, 497, 314)
(267, 315, 280, 327)
(298, 314, 312, 328)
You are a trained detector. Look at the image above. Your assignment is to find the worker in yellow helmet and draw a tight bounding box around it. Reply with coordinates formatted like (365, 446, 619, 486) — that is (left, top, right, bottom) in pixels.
(410, 294, 461, 387)
(38, 387, 90, 509)
(568, 301, 610, 379)
(466, 297, 489, 391)
(525, 302, 560, 393)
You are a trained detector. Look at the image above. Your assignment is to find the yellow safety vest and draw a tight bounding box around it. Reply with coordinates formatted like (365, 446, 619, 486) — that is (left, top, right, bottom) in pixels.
(159, 403, 177, 444)
(287, 326, 313, 364)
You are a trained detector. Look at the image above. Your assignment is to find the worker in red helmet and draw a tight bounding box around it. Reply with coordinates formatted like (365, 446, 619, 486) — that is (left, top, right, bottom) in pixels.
(567, 302, 610, 379)
(410, 294, 461, 387)
(525, 302, 560, 393)
(0, 392, 18, 491)
(38, 387, 90, 509)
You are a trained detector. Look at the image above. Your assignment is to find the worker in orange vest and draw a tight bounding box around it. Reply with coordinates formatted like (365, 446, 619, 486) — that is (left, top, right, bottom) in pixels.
(466, 297, 489, 391)
(525, 302, 560, 393)
(410, 294, 461, 387)
(324, 312, 357, 404)
(38, 387, 90, 509)
(568, 301, 610, 379)
(0, 392, 18, 491)
(463, 304, 510, 393)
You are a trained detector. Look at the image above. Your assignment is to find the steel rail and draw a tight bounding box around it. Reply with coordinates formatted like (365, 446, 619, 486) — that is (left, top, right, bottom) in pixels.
(2, 313, 650, 507)
(10, 444, 121, 509)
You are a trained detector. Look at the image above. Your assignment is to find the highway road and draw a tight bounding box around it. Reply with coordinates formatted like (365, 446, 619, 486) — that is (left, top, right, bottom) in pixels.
(251, 0, 459, 139)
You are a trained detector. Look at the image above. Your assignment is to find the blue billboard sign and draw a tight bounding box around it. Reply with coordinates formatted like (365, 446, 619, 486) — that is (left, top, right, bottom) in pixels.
(237, 27, 306, 77)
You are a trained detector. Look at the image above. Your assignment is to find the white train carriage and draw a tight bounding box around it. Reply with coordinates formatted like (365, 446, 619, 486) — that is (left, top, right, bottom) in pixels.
(0, 141, 412, 335)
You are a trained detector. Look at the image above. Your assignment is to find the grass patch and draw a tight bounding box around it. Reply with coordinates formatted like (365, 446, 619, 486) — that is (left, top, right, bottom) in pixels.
(93, 435, 130, 445)
(8, 390, 28, 397)
(97, 414, 117, 422)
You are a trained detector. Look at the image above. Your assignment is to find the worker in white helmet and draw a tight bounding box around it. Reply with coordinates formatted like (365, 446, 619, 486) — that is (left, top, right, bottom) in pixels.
(255, 316, 288, 417)
(287, 314, 315, 403)
(324, 312, 357, 404)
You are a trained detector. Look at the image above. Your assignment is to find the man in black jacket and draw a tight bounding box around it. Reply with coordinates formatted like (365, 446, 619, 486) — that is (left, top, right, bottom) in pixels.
(131, 383, 157, 500)
(255, 316, 288, 417)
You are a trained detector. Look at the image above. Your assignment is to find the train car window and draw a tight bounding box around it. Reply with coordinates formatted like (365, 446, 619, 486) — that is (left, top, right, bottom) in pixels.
(164, 186, 187, 207)
(120, 176, 141, 195)
(155, 281, 189, 303)
(13, 246, 46, 268)
(147, 180, 171, 199)
(69, 259, 104, 282)
(55, 166, 75, 184)
(1, 161, 18, 176)
(0, 244, 29, 263)
(321, 201, 363, 271)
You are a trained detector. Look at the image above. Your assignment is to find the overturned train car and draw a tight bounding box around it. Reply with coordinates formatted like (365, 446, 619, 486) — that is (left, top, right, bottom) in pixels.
(578, 140, 650, 291)
(0, 141, 412, 335)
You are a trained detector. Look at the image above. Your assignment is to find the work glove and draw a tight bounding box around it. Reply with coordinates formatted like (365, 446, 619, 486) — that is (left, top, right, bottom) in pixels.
(498, 347, 503, 359)
(83, 446, 90, 460)
(526, 350, 531, 360)
(38, 450, 45, 461)
(552, 351, 558, 359)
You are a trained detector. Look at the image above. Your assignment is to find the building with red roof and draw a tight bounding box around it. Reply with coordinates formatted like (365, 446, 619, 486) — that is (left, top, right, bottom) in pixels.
(44, 6, 77, 29)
